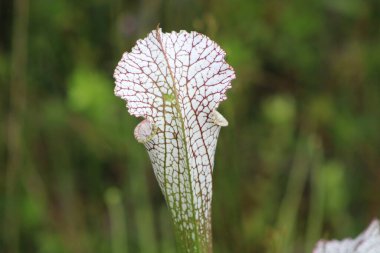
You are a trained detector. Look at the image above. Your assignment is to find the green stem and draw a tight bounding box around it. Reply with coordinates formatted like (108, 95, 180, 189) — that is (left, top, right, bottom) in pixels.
(105, 187, 128, 253)
(4, 0, 29, 252)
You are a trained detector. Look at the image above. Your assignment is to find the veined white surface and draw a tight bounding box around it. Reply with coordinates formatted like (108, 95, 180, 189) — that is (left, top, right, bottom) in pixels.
(114, 28, 235, 251)
(313, 219, 380, 253)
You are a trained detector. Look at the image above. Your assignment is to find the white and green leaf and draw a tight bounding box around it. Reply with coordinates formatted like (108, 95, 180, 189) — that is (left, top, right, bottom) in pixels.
(114, 27, 235, 252)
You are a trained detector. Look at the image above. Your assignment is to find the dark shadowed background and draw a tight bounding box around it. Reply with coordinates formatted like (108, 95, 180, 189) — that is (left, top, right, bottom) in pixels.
(1, 0, 380, 252)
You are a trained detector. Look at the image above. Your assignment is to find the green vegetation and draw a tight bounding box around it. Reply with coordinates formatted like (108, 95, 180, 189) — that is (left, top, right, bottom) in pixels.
(1, 0, 380, 253)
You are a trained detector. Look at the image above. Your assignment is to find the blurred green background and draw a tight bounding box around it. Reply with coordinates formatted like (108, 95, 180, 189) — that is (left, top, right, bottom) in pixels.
(1, 0, 380, 252)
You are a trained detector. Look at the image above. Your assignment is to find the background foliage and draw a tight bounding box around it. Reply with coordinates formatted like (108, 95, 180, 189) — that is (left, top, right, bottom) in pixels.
(1, 0, 380, 252)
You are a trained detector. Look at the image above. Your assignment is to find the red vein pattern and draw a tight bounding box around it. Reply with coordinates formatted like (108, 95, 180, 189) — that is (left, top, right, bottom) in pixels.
(114, 28, 235, 252)
(313, 219, 380, 253)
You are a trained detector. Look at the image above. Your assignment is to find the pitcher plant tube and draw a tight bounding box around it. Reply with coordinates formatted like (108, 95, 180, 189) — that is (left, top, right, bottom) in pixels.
(313, 219, 380, 253)
(113, 26, 235, 253)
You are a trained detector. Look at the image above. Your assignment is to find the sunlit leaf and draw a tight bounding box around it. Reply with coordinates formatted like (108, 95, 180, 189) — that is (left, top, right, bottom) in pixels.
(114, 27, 235, 252)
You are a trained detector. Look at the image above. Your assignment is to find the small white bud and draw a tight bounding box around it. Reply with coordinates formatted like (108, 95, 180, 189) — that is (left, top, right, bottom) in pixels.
(134, 119, 156, 143)
(210, 109, 228, 127)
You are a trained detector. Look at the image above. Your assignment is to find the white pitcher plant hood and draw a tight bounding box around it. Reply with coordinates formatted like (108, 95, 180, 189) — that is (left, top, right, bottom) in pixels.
(313, 219, 380, 253)
(114, 26, 235, 252)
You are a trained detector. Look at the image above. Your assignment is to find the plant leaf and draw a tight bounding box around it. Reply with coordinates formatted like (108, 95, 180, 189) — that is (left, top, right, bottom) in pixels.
(114, 27, 235, 252)
(313, 219, 380, 253)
